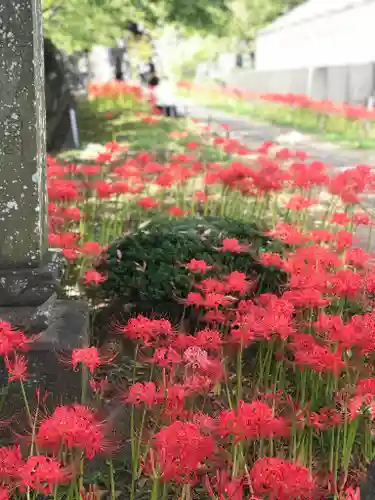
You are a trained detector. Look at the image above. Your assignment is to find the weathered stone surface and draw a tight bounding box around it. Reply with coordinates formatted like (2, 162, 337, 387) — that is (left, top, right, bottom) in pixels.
(2, 301, 90, 423)
(0, 0, 47, 267)
(0, 293, 57, 333)
(0, 251, 64, 307)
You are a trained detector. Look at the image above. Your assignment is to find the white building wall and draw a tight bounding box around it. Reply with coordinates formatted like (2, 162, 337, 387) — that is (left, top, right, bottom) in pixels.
(256, 0, 375, 71)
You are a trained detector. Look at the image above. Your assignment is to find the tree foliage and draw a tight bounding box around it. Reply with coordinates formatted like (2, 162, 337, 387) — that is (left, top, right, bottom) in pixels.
(228, 0, 305, 45)
(42, 0, 230, 51)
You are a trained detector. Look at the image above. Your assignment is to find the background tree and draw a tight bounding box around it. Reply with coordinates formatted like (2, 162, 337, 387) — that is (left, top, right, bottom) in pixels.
(228, 0, 305, 48)
(42, 0, 230, 51)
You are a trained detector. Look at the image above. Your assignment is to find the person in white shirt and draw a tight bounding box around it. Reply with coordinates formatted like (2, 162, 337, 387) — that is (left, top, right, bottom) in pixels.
(153, 77, 179, 117)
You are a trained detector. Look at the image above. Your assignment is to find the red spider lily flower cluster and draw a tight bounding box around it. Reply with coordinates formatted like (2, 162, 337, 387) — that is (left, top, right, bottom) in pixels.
(37, 404, 106, 459)
(35, 81, 375, 498)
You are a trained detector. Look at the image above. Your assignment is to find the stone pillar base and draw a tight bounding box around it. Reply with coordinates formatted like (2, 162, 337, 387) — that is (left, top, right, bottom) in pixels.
(0, 300, 89, 413)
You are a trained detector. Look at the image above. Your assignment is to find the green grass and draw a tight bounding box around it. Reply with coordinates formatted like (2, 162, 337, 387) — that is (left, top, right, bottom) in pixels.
(180, 88, 375, 150)
(75, 95, 226, 162)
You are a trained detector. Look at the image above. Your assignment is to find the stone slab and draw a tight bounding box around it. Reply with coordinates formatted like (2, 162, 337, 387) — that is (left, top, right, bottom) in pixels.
(3, 300, 90, 415)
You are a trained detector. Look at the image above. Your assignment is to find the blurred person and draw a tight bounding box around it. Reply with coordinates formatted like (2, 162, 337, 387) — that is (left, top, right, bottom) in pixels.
(153, 76, 179, 118)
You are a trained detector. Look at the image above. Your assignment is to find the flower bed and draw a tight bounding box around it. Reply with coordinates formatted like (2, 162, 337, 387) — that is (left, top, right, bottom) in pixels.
(178, 81, 375, 148)
(1, 80, 375, 498)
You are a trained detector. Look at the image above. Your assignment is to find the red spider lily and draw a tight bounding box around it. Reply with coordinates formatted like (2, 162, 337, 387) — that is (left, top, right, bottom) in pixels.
(345, 247, 369, 268)
(285, 194, 317, 210)
(225, 271, 251, 295)
(195, 278, 226, 294)
(0, 321, 35, 355)
(204, 470, 246, 500)
(155, 171, 174, 187)
(152, 421, 215, 484)
(267, 223, 307, 246)
(250, 457, 316, 500)
(183, 374, 213, 395)
(5, 354, 28, 382)
(149, 347, 182, 368)
(331, 211, 351, 226)
(84, 270, 107, 286)
(289, 161, 328, 189)
(217, 400, 290, 443)
(80, 241, 102, 256)
(232, 295, 295, 345)
(163, 384, 188, 419)
(219, 238, 250, 253)
(259, 252, 283, 268)
(339, 488, 360, 500)
(71, 346, 115, 373)
(336, 231, 356, 252)
(105, 141, 122, 153)
(310, 229, 335, 243)
(125, 381, 158, 408)
(62, 248, 80, 262)
(96, 152, 112, 163)
(307, 407, 342, 431)
(168, 206, 185, 217)
(191, 412, 215, 432)
(111, 182, 131, 194)
(330, 269, 363, 299)
(76, 165, 101, 176)
(185, 259, 212, 274)
(118, 315, 174, 347)
(136, 197, 159, 209)
(48, 232, 79, 249)
(0, 445, 23, 480)
(36, 404, 106, 459)
(48, 179, 81, 202)
(202, 293, 236, 309)
(202, 309, 228, 324)
(186, 141, 199, 150)
(95, 180, 114, 198)
(290, 333, 345, 376)
(183, 346, 210, 370)
(89, 377, 110, 396)
(19, 456, 72, 494)
(355, 377, 375, 396)
(195, 328, 222, 351)
(194, 190, 209, 202)
(283, 288, 330, 308)
(352, 212, 371, 226)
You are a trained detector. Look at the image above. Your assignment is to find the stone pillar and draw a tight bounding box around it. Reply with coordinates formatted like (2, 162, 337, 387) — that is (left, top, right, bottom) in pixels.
(0, 1, 88, 403)
(0, 0, 47, 267)
(0, 0, 60, 310)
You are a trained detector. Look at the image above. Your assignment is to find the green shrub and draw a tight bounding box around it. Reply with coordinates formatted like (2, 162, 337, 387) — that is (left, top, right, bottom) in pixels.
(97, 216, 286, 303)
